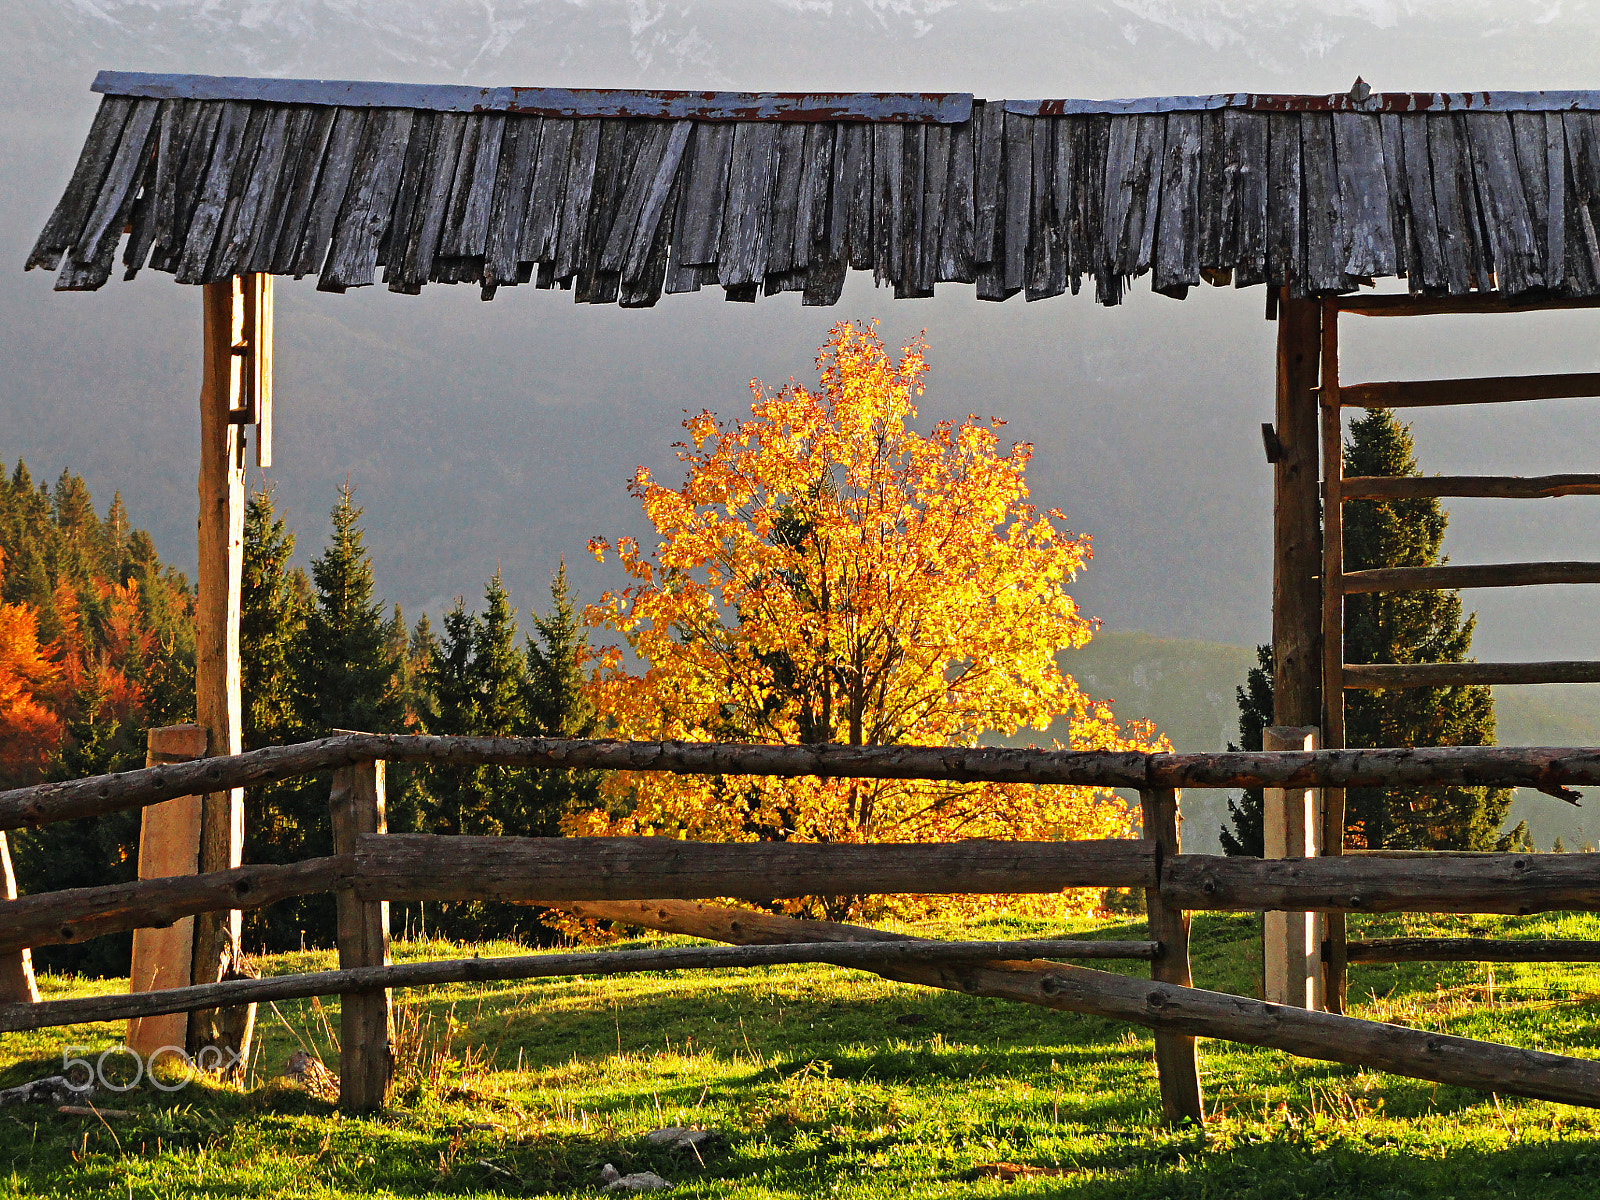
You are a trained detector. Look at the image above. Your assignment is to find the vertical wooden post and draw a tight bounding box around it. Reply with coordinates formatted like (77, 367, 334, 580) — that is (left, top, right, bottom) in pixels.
(1141, 787, 1204, 1126)
(1318, 301, 1350, 1014)
(1273, 293, 1323, 729)
(330, 743, 392, 1113)
(127, 723, 207, 1057)
(1261, 726, 1324, 1010)
(191, 277, 251, 1066)
(0, 832, 39, 1005)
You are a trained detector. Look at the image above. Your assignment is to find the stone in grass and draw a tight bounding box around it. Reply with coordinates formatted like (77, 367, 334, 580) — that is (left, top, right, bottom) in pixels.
(645, 1126, 723, 1152)
(600, 1163, 673, 1191)
(0, 1076, 92, 1108)
(279, 1050, 339, 1102)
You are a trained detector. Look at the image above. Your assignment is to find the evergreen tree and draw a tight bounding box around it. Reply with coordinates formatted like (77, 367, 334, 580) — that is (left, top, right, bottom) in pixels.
(523, 562, 601, 832)
(242, 487, 303, 748)
(292, 484, 403, 737)
(1222, 410, 1512, 854)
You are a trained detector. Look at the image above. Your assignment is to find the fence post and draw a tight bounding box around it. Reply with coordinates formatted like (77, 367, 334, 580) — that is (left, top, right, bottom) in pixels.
(1262, 726, 1324, 1009)
(330, 742, 391, 1113)
(0, 832, 38, 1005)
(127, 724, 208, 1057)
(1141, 787, 1204, 1126)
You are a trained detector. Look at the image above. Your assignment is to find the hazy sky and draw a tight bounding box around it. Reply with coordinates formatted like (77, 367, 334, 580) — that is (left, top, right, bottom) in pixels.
(5, 0, 1600, 659)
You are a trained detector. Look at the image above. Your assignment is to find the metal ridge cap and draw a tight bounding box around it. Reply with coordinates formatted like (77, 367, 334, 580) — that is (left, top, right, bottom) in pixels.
(89, 71, 974, 122)
(1007, 90, 1600, 115)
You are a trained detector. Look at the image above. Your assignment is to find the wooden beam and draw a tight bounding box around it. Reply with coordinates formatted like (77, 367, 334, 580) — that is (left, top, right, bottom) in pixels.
(11, 737, 1600, 831)
(0, 857, 352, 956)
(1343, 474, 1600, 500)
(193, 277, 247, 1061)
(1339, 372, 1600, 409)
(1317, 300, 1348, 1014)
(1141, 789, 1203, 1125)
(1344, 661, 1600, 687)
(244, 273, 273, 468)
(1262, 728, 1324, 1011)
(354, 835, 1158, 902)
(1335, 292, 1600, 318)
(554, 898, 1600, 1111)
(127, 724, 206, 1058)
(1163, 852, 1600, 914)
(1346, 938, 1600, 963)
(330, 749, 391, 1113)
(1273, 294, 1323, 728)
(0, 832, 37, 1005)
(1343, 561, 1600, 593)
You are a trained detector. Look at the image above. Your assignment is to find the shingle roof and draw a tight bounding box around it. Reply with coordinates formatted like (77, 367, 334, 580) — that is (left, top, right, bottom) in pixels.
(27, 71, 1600, 306)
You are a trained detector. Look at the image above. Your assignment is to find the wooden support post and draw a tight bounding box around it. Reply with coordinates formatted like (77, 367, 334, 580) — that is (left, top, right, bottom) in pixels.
(1319, 301, 1349, 1014)
(1273, 293, 1323, 729)
(0, 832, 38, 1005)
(330, 745, 391, 1113)
(191, 277, 251, 1069)
(127, 724, 207, 1056)
(1141, 788, 1204, 1126)
(1261, 726, 1324, 1010)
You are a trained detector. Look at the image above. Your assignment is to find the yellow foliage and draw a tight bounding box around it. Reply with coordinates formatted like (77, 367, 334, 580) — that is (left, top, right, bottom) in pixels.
(577, 322, 1165, 917)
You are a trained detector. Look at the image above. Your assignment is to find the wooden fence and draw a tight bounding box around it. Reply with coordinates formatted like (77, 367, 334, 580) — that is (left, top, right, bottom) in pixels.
(4, 734, 1600, 1123)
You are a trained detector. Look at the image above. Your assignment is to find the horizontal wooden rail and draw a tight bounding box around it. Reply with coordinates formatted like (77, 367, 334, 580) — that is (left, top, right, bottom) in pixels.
(1336, 293, 1600, 318)
(7, 737, 1600, 831)
(0, 857, 352, 956)
(1163, 852, 1600, 914)
(1345, 938, 1600, 963)
(1343, 661, 1600, 687)
(1340, 373, 1600, 408)
(1342, 474, 1600, 501)
(0, 938, 1146, 1034)
(559, 898, 1600, 1110)
(352, 835, 1156, 901)
(1343, 562, 1600, 594)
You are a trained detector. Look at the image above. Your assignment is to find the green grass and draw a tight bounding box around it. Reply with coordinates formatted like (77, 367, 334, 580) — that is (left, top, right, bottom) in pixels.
(6, 910, 1600, 1197)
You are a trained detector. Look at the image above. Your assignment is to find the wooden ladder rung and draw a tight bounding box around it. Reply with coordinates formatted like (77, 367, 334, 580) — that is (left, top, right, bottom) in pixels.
(1343, 661, 1600, 687)
(1342, 562, 1600, 593)
(1340, 372, 1600, 408)
(1342, 474, 1600, 500)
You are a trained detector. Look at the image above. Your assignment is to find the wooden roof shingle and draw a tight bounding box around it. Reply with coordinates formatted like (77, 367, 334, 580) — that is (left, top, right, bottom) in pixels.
(29, 71, 1600, 306)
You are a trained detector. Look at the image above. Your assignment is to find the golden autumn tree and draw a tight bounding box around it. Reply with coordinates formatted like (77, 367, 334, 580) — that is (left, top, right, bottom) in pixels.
(579, 321, 1162, 915)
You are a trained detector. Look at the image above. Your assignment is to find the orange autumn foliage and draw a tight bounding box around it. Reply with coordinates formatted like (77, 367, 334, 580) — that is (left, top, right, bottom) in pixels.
(579, 321, 1165, 916)
(0, 598, 65, 786)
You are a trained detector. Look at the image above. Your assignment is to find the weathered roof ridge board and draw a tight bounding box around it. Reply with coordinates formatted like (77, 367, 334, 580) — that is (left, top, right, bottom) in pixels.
(90, 72, 974, 123)
(30, 73, 1600, 307)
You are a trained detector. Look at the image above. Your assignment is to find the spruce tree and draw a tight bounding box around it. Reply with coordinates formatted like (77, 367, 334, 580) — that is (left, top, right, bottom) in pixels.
(242, 487, 303, 749)
(524, 562, 601, 832)
(1223, 409, 1512, 853)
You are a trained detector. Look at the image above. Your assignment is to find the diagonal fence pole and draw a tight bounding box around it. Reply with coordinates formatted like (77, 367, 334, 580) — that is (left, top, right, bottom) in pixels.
(1141, 788, 1203, 1125)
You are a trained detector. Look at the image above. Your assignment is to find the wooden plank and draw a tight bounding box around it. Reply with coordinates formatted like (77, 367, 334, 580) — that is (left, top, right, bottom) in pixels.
(1197, 110, 1229, 274)
(1378, 113, 1409, 280)
(287, 107, 366, 279)
(1229, 111, 1270, 286)
(1398, 112, 1445, 291)
(619, 121, 692, 284)
(1262, 728, 1324, 1012)
(574, 118, 634, 302)
(56, 98, 162, 290)
(1164, 852, 1600, 915)
(1300, 113, 1347, 293)
(719, 123, 779, 286)
(28, 96, 133, 270)
(939, 114, 975, 282)
(1077, 115, 1110, 298)
(1266, 114, 1304, 289)
(840, 122, 875, 268)
(210, 104, 292, 278)
(1544, 112, 1569, 290)
(1467, 112, 1543, 295)
(1343, 473, 1600, 499)
(1024, 117, 1063, 300)
(620, 168, 679, 307)
(1348, 938, 1600, 963)
(1049, 117, 1080, 288)
(1509, 111, 1553, 286)
(1274, 296, 1323, 728)
(152, 102, 225, 275)
(669, 121, 733, 269)
(1429, 114, 1488, 292)
(919, 123, 949, 293)
(973, 98, 1006, 266)
(597, 120, 678, 274)
(518, 116, 571, 263)
(1344, 561, 1600, 593)
(1141, 789, 1204, 1126)
(551, 118, 602, 281)
(894, 123, 927, 297)
(1318, 305, 1347, 1014)
(1002, 111, 1033, 292)
(0, 832, 37, 1005)
(1563, 113, 1600, 290)
(376, 108, 437, 282)
(793, 122, 831, 270)
(197, 104, 276, 282)
(763, 123, 806, 277)
(482, 115, 542, 287)
(264, 107, 336, 275)
(1152, 111, 1201, 297)
(870, 122, 903, 285)
(356, 835, 1157, 902)
(171, 101, 252, 284)
(245, 273, 273, 468)
(321, 108, 416, 289)
(1337, 291, 1600, 316)
(392, 113, 465, 289)
(1330, 112, 1396, 280)
(135, 100, 199, 274)
(1341, 371, 1600, 407)
(330, 752, 390, 1113)
(1344, 661, 1600, 687)
(241, 106, 315, 275)
(1124, 114, 1166, 277)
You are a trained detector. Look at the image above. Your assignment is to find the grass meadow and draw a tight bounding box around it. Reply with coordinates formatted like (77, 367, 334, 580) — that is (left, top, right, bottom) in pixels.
(5, 909, 1600, 1197)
